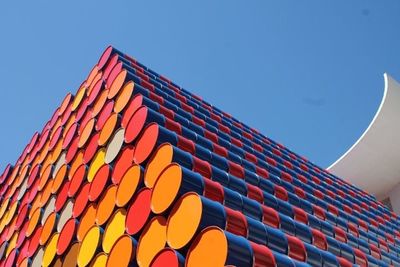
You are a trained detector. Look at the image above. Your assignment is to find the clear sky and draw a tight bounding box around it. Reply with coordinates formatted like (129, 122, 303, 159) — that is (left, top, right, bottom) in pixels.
(0, 1, 399, 170)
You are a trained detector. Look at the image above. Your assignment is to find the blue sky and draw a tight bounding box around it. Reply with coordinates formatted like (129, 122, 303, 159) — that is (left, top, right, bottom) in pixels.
(0, 1, 399, 170)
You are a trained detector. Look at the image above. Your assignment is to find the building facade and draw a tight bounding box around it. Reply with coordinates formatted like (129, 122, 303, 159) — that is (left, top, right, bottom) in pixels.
(0, 46, 398, 266)
(328, 74, 400, 215)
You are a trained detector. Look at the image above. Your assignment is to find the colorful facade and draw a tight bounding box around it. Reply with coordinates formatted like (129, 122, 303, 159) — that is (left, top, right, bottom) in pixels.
(0, 46, 399, 266)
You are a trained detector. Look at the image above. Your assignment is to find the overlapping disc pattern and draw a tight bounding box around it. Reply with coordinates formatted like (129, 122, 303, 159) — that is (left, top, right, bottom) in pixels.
(0, 46, 399, 267)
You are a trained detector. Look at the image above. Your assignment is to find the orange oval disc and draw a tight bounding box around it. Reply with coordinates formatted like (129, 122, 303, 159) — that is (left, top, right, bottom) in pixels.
(40, 179, 54, 207)
(39, 164, 53, 191)
(52, 164, 68, 194)
(116, 165, 142, 207)
(51, 139, 63, 164)
(151, 163, 182, 214)
(144, 143, 173, 188)
(91, 90, 109, 118)
(186, 227, 228, 267)
(40, 212, 57, 245)
(108, 69, 127, 99)
(166, 193, 202, 249)
(68, 151, 84, 180)
(78, 118, 95, 148)
(26, 207, 42, 237)
(114, 81, 134, 113)
(77, 204, 97, 242)
(86, 65, 100, 88)
(106, 235, 135, 267)
(87, 72, 102, 97)
(136, 216, 167, 267)
(96, 185, 117, 226)
(98, 113, 118, 146)
(58, 93, 73, 116)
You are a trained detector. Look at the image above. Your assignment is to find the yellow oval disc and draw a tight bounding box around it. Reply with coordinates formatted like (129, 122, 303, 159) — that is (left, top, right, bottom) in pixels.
(72, 84, 87, 111)
(77, 225, 101, 267)
(42, 233, 59, 267)
(88, 149, 106, 182)
(102, 209, 126, 253)
(90, 253, 108, 267)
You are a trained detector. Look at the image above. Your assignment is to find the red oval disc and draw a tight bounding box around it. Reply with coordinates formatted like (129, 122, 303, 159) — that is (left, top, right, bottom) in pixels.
(75, 98, 89, 123)
(121, 95, 143, 129)
(87, 79, 104, 106)
(57, 218, 77, 255)
(62, 123, 78, 149)
(83, 133, 100, 164)
(72, 183, 90, 218)
(49, 108, 60, 130)
(106, 62, 123, 89)
(4, 248, 18, 267)
(27, 179, 40, 204)
(27, 164, 41, 188)
(65, 137, 79, 164)
(125, 188, 152, 235)
(97, 46, 113, 70)
(49, 126, 63, 151)
(79, 112, 93, 133)
(15, 203, 29, 229)
(96, 101, 114, 131)
(151, 248, 182, 267)
(103, 54, 119, 80)
(68, 165, 86, 198)
(27, 226, 42, 257)
(61, 102, 73, 126)
(16, 220, 29, 247)
(0, 164, 12, 184)
(124, 106, 148, 143)
(89, 164, 110, 202)
(27, 132, 40, 154)
(133, 123, 159, 164)
(55, 181, 70, 212)
(111, 146, 135, 184)
(16, 239, 30, 266)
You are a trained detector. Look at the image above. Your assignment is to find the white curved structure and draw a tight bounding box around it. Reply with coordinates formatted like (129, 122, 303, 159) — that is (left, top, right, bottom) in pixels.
(328, 74, 400, 211)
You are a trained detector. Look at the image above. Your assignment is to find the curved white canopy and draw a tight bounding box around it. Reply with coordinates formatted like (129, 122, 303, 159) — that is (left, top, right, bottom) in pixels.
(328, 74, 400, 198)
